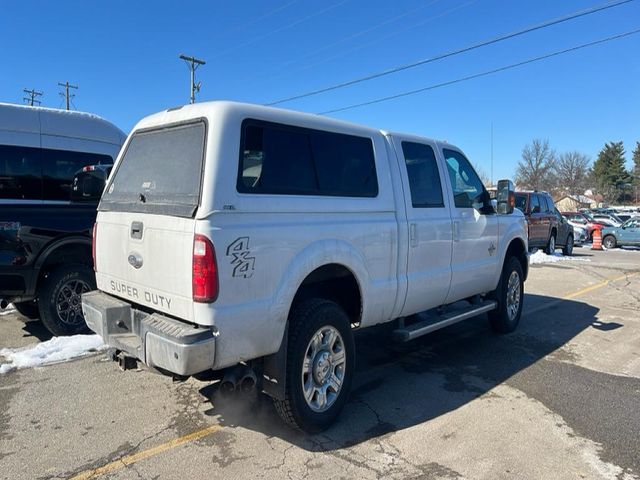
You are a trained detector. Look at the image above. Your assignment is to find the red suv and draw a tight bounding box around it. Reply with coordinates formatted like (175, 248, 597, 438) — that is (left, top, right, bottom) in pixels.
(515, 191, 575, 255)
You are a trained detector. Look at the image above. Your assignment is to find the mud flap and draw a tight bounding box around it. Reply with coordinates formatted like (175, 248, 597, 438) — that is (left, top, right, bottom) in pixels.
(261, 323, 288, 401)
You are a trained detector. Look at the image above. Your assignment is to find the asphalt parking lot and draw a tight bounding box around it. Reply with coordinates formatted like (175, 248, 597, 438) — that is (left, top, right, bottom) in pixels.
(1, 247, 639, 480)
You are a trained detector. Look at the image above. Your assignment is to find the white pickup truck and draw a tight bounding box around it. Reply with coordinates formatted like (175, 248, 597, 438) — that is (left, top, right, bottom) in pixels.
(82, 101, 528, 432)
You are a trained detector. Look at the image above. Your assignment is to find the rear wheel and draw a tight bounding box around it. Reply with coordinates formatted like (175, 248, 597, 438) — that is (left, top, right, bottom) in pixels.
(14, 301, 39, 319)
(274, 298, 355, 433)
(38, 264, 95, 336)
(488, 256, 524, 334)
(603, 235, 617, 249)
(545, 232, 556, 255)
(562, 234, 574, 256)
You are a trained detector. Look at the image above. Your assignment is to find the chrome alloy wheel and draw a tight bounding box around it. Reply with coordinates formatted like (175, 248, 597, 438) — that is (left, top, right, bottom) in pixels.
(301, 325, 346, 413)
(506, 270, 521, 321)
(56, 279, 91, 326)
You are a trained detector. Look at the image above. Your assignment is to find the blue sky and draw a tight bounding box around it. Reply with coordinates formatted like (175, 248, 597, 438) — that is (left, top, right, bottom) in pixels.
(1, 0, 639, 181)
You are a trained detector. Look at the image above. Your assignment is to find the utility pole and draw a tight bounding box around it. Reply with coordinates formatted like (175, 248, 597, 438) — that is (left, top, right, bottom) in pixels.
(490, 122, 494, 187)
(179, 54, 206, 104)
(23, 89, 43, 106)
(58, 81, 78, 110)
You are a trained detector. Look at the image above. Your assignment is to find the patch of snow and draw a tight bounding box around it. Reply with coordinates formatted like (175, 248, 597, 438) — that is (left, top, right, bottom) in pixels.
(528, 250, 590, 265)
(0, 334, 106, 374)
(0, 304, 16, 316)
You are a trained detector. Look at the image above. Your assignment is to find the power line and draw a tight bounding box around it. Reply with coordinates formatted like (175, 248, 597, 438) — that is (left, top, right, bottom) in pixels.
(317, 28, 640, 115)
(210, 0, 350, 59)
(179, 54, 206, 104)
(266, 0, 637, 106)
(58, 81, 78, 110)
(23, 89, 43, 106)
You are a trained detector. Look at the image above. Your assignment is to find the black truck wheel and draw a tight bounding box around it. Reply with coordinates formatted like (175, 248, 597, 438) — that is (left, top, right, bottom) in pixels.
(488, 256, 524, 334)
(38, 264, 95, 336)
(14, 301, 40, 319)
(274, 298, 355, 433)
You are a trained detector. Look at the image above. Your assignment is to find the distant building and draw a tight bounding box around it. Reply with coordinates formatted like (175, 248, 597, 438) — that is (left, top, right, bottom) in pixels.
(555, 194, 597, 211)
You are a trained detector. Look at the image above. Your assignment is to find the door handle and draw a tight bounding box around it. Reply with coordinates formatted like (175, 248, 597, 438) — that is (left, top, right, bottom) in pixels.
(410, 223, 417, 247)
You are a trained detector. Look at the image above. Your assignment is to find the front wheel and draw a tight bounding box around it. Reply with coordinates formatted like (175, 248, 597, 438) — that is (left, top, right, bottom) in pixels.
(562, 234, 574, 256)
(38, 264, 95, 336)
(274, 298, 355, 433)
(603, 235, 617, 249)
(488, 256, 524, 334)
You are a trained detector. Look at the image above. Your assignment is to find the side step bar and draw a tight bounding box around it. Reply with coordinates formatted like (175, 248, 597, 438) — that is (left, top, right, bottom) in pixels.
(393, 300, 497, 342)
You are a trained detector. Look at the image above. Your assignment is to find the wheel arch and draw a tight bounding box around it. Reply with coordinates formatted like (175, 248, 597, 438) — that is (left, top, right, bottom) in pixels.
(34, 236, 93, 293)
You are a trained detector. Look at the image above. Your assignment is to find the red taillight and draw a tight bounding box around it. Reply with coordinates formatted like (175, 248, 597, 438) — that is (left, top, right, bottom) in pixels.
(92, 223, 97, 272)
(192, 234, 218, 303)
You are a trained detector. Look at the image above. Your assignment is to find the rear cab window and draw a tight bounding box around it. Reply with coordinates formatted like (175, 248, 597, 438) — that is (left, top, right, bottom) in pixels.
(100, 121, 206, 217)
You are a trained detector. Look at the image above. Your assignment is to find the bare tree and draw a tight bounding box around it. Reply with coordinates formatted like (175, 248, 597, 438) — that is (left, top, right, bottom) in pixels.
(473, 162, 492, 187)
(553, 151, 591, 197)
(515, 139, 556, 191)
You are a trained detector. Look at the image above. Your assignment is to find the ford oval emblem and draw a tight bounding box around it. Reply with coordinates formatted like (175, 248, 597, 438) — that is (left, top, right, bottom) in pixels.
(128, 252, 143, 269)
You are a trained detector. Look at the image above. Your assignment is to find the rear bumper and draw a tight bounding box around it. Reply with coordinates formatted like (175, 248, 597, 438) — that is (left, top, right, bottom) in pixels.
(82, 290, 215, 376)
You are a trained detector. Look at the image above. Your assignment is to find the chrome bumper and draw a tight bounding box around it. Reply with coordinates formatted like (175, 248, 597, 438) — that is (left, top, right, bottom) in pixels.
(82, 290, 215, 376)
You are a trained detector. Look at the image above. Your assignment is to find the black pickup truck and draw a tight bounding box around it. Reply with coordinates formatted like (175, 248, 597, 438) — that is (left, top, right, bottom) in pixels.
(1, 165, 111, 335)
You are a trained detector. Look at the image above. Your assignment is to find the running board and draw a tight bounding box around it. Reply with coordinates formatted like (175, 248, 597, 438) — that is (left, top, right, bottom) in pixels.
(393, 300, 497, 342)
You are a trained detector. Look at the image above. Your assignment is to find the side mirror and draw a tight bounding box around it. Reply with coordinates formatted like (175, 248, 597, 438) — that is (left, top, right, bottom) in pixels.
(496, 179, 515, 214)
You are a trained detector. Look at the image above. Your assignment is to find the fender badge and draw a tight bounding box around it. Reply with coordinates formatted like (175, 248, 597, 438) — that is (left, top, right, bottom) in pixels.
(488, 243, 496, 256)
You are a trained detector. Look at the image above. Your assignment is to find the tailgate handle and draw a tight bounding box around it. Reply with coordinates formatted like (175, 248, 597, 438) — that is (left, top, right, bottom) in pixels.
(131, 221, 143, 239)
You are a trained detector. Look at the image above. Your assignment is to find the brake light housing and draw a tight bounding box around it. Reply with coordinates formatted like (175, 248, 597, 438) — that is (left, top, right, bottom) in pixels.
(192, 234, 218, 303)
(92, 223, 97, 272)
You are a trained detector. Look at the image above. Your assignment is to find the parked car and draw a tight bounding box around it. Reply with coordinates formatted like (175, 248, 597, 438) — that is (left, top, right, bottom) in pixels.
(572, 224, 588, 245)
(0, 102, 125, 335)
(592, 213, 622, 227)
(82, 100, 528, 432)
(561, 212, 606, 241)
(601, 218, 640, 249)
(515, 191, 574, 254)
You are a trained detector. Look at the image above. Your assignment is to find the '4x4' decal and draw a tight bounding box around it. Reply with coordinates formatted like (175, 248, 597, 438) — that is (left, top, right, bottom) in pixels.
(226, 237, 256, 278)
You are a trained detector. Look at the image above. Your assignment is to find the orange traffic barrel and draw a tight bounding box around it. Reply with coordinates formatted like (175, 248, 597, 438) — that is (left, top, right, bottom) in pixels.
(592, 228, 603, 250)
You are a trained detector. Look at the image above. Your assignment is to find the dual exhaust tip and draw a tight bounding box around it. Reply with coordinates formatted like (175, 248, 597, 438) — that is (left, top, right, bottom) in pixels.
(219, 365, 257, 395)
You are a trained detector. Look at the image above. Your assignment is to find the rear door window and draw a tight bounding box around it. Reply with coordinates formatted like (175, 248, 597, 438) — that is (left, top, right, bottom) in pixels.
(530, 194, 540, 213)
(100, 121, 206, 217)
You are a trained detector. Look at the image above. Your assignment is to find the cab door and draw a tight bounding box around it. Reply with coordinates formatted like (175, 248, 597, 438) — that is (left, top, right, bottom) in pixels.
(440, 146, 499, 302)
(390, 136, 452, 316)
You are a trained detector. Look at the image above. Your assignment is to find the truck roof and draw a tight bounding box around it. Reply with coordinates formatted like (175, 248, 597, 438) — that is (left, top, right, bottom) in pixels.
(134, 100, 444, 144)
(0, 102, 126, 146)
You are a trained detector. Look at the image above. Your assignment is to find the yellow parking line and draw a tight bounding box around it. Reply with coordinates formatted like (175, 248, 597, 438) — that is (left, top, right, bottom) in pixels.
(69, 424, 223, 480)
(564, 271, 639, 300)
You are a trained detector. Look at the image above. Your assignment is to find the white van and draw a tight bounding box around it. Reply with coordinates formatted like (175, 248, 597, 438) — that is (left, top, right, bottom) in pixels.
(83, 101, 527, 432)
(0, 103, 125, 335)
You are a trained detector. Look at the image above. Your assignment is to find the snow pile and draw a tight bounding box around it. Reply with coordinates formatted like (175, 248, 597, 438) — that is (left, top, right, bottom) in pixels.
(0, 304, 16, 316)
(528, 250, 589, 265)
(0, 335, 106, 374)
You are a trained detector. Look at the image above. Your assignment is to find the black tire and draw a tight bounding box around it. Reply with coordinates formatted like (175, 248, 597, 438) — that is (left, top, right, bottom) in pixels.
(545, 232, 556, 255)
(38, 264, 96, 336)
(274, 298, 355, 433)
(488, 256, 524, 334)
(562, 234, 574, 256)
(14, 301, 39, 319)
(603, 235, 617, 249)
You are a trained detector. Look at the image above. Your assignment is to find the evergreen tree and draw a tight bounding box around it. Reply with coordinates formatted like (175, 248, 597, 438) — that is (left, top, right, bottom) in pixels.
(633, 142, 640, 203)
(592, 141, 629, 202)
